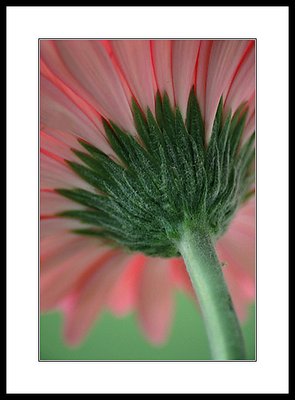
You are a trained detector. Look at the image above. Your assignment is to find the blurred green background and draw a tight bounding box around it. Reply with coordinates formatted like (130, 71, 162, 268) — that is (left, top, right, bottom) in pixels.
(40, 292, 255, 361)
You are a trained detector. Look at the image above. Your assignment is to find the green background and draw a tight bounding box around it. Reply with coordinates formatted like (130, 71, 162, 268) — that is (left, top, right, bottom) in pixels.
(40, 292, 255, 361)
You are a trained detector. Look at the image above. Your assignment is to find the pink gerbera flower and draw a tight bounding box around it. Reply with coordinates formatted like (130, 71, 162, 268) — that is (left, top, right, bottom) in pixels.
(40, 40, 255, 359)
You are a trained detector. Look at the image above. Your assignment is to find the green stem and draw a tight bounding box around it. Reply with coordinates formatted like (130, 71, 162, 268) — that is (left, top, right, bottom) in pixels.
(178, 228, 246, 360)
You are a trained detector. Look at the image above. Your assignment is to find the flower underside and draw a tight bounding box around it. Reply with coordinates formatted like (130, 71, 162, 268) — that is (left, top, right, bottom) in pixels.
(57, 89, 255, 257)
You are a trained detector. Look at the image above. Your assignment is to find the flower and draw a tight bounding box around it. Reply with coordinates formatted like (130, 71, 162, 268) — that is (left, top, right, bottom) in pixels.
(40, 40, 255, 346)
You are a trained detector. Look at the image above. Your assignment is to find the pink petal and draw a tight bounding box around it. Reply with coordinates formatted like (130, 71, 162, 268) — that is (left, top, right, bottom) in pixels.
(59, 293, 78, 314)
(224, 42, 255, 115)
(41, 243, 110, 311)
(40, 217, 87, 240)
(195, 40, 213, 118)
(151, 40, 174, 103)
(216, 199, 255, 320)
(172, 40, 200, 116)
(40, 130, 77, 162)
(205, 40, 250, 136)
(41, 40, 134, 132)
(169, 258, 194, 294)
(41, 76, 112, 152)
(63, 252, 128, 345)
(40, 151, 91, 190)
(107, 253, 146, 316)
(137, 258, 174, 344)
(100, 40, 135, 111)
(218, 199, 255, 275)
(217, 243, 255, 320)
(111, 40, 156, 114)
(40, 49, 102, 127)
(40, 191, 82, 216)
(41, 231, 82, 260)
(40, 189, 82, 217)
(41, 232, 104, 274)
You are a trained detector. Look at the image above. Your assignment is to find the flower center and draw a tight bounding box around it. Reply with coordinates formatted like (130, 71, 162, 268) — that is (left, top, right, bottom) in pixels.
(56, 89, 255, 257)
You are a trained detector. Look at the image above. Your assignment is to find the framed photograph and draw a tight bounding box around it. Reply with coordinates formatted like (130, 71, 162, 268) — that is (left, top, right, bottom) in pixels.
(6, 5, 289, 395)
(39, 38, 256, 362)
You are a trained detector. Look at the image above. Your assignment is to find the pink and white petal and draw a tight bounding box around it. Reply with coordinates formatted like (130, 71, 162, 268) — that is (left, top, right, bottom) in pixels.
(151, 40, 174, 104)
(169, 258, 194, 295)
(172, 40, 200, 116)
(205, 40, 250, 136)
(40, 41, 77, 92)
(41, 40, 134, 132)
(41, 245, 114, 311)
(40, 217, 88, 240)
(63, 252, 128, 345)
(111, 40, 156, 114)
(40, 130, 78, 162)
(195, 40, 213, 118)
(224, 43, 255, 115)
(40, 151, 91, 191)
(41, 232, 104, 273)
(41, 128, 110, 172)
(137, 258, 174, 344)
(41, 230, 83, 260)
(216, 199, 255, 319)
(41, 128, 95, 161)
(57, 40, 134, 131)
(40, 44, 102, 126)
(100, 41, 135, 110)
(41, 76, 114, 154)
(229, 197, 256, 228)
(106, 253, 147, 316)
(40, 74, 102, 135)
(217, 200, 255, 274)
(40, 190, 83, 217)
(218, 231, 255, 278)
(217, 243, 255, 320)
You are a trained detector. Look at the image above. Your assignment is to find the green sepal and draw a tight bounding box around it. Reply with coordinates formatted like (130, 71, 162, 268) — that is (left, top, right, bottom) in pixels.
(57, 89, 255, 257)
(186, 87, 205, 159)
